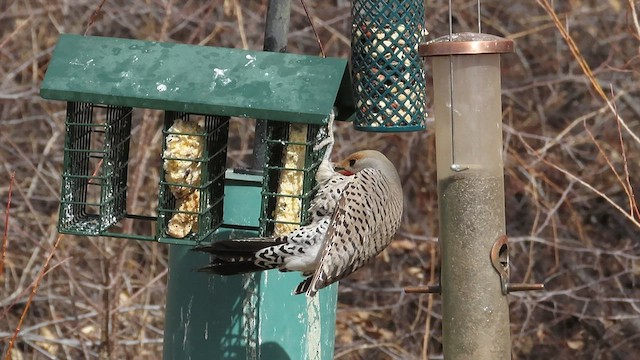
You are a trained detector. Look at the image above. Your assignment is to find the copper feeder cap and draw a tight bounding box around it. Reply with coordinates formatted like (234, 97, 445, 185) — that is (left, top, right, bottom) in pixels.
(419, 32, 514, 57)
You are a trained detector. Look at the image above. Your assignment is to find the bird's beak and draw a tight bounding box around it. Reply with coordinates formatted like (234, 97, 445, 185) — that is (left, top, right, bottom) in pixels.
(333, 161, 354, 176)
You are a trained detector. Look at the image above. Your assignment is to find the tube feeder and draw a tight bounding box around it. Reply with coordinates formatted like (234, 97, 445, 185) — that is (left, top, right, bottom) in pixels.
(351, 0, 428, 131)
(422, 33, 513, 359)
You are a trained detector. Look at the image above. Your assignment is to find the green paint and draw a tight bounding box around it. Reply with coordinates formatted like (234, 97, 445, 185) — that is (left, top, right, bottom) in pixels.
(40, 34, 354, 124)
(163, 172, 338, 359)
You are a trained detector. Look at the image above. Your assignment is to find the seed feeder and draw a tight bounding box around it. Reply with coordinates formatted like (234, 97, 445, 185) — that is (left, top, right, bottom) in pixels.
(41, 34, 355, 359)
(409, 6, 544, 359)
(351, 0, 428, 131)
(423, 32, 515, 359)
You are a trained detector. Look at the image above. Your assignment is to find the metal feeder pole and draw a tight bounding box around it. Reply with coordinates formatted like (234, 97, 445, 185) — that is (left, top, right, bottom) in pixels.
(421, 33, 514, 359)
(253, 0, 292, 169)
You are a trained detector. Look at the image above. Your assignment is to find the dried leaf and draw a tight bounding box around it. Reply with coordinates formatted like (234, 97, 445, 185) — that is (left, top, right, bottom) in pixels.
(567, 339, 584, 350)
(407, 266, 424, 279)
(391, 239, 417, 251)
(38, 327, 58, 356)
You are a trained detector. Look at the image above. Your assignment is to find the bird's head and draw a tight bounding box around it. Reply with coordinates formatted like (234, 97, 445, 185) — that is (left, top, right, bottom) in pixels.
(334, 150, 400, 185)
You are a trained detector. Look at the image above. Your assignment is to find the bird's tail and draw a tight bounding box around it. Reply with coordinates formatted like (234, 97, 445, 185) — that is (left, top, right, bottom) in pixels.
(193, 238, 281, 275)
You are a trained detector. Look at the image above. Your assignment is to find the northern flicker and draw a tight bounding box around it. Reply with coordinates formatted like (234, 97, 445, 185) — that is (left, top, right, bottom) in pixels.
(195, 148, 403, 297)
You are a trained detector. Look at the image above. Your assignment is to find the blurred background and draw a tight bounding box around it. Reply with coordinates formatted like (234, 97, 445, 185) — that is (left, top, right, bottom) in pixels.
(1, 0, 639, 359)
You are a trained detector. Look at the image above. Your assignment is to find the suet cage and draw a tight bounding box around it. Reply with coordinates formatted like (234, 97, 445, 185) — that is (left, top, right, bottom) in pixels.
(59, 102, 132, 236)
(157, 111, 229, 243)
(259, 123, 327, 237)
(59, 104, 230, 245)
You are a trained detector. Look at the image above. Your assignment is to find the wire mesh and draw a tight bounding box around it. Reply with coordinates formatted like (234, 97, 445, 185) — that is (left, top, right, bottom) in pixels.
(158, 111, 229, 244)
(58, 102, 132, 235)
(351, 0, 427, 131)
(259, 122, 327, 237)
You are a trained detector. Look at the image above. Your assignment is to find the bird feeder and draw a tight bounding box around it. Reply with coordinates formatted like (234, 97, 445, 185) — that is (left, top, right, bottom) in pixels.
(41, 34, 355, 359)
(351, 0, 428, 131)
(42, 34, 354, 245)
(422, 33, 515, 359)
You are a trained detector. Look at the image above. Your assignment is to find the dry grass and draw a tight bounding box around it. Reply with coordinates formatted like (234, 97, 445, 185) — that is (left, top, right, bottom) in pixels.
(1, 0, 639, 359)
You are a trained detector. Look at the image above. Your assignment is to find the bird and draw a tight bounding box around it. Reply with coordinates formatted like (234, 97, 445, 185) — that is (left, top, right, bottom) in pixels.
(194, 148, 403, 297)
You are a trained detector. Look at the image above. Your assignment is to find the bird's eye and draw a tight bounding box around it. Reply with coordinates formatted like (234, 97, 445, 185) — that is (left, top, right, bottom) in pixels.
(349, 159, 356, 166)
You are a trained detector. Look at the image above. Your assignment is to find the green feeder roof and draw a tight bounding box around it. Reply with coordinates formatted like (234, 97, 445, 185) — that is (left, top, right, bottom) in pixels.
(40, 34, 355, 124)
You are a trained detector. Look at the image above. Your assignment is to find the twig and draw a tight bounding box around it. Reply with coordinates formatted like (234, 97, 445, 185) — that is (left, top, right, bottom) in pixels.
(628, 0, 640, 40)
(234, 0, 249, 49)
(99, 254, 111, 358)
(84, 0, 107, 36)
(159, 0, 176, 41)
(537, 0, 640, 145)
(422, 243, 437, 360)
(114, 268, 168, 312)
(300, 0, 325, 57)
(4, 234, 64, 360)
(583, 116, 639, 221)
(520, 134, 640, 230)
(1, 259, 70, 320)
(0, 133, 58, 196)
(536, 0, 640, 231)
(0, 15, 33, 49)
(612, 96, 639, 219)
(290, 6, 350, 47)
(1, 171, 15, 280)
(534, 98, 618, 156)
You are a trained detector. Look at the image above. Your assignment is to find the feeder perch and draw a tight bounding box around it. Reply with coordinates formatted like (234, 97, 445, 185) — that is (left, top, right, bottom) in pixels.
(351, 0, 428, 131)
(41, 34, 355, 246)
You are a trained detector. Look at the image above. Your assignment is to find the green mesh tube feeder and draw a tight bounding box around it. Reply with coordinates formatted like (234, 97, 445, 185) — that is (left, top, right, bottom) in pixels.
(351, 0, 428, 131)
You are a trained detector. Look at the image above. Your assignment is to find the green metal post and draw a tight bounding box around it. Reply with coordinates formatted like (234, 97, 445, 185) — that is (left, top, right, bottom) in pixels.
(163, 172, 338, 359)
(422, 33, 514, 359)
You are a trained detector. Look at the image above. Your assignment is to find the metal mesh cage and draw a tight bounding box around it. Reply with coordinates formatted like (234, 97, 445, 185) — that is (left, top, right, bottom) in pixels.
(59, 102, 132, 235)
(259, 122, 327, 237)
(351, 0, 427, 131)
(158, 111, 229, 245)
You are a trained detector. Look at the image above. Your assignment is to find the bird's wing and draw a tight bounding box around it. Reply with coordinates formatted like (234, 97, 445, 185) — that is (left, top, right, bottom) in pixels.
(306, 168, 391, 296)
